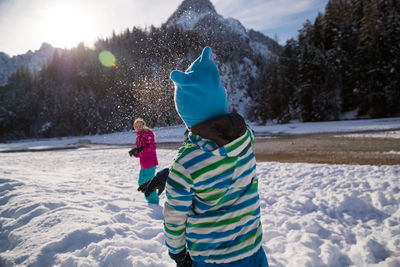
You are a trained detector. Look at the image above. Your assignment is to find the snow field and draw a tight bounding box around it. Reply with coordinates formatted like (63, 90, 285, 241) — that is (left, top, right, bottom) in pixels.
(0, 146, 399, 266)
(257, 163, 400, 266)
(0, 148, 176, 267)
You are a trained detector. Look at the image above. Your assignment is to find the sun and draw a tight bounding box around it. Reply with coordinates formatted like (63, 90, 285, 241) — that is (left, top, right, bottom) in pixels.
(39, 4, 96, 49)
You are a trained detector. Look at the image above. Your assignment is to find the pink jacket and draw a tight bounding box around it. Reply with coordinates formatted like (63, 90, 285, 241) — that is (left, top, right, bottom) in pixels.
(134, 130, 158, 169)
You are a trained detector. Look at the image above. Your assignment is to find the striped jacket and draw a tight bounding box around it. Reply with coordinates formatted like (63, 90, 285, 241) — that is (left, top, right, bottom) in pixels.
(163, 125, 263, 264)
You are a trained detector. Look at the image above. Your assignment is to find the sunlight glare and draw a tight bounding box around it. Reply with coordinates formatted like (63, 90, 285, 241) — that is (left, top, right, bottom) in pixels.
(39, 4, 96, 49)
(85, 41, 96, 51)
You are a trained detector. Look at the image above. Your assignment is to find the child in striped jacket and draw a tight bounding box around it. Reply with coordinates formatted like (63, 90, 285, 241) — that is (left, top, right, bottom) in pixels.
(141, 47, 269, 267)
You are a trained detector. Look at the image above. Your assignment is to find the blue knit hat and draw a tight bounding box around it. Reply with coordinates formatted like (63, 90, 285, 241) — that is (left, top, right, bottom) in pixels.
(170, 46, 229, 127)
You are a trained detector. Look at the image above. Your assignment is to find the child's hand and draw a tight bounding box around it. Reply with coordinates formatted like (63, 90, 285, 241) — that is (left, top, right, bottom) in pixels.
(169, 248, 193, 267)
(137, 168, 169, 196)
(128, 147, 143, 157)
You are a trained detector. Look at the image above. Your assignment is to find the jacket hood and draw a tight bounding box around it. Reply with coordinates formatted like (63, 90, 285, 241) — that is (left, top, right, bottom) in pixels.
(189, 113, 254, 157)
(190, 113, 246, 147)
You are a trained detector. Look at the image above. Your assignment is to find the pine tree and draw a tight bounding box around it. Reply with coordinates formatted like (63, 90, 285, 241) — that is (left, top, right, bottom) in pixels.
(279, 38, 299, 121)
(379, 0, 400, 115)
(358, 0, 388, 116)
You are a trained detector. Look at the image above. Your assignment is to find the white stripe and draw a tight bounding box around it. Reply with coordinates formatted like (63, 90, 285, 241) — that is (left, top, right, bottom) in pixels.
(187, 199, 260, 227)
(190, 231, 262, 263)
(186, 217, 260, 244)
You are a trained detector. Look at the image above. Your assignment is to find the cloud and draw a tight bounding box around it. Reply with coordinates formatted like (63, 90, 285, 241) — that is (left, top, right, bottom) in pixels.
(213, 0, 327, 30)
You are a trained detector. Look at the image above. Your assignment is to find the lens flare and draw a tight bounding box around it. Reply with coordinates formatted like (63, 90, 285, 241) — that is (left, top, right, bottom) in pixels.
(85, 42, 96, 51)
(99, 50, 116, 67)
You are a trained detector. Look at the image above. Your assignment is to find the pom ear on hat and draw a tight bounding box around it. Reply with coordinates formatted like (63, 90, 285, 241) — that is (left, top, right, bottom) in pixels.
(170, 70, 186, 84)
(170, 46, 229, 127)
(200, 46, 212, 62)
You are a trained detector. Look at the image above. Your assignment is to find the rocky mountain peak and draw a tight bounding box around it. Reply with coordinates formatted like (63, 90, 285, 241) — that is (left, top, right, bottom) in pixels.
(0, 43, 57, 86)
(175, 0, 216, 16)
(39, 42, 54, 52)
(166, 0, 218, 30)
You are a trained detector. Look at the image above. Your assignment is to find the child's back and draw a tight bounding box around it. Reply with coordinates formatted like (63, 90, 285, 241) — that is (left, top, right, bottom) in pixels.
(164, 113, 264, 264)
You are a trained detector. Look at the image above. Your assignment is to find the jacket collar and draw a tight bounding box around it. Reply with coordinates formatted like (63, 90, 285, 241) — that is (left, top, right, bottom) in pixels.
(188, 113, 254, 157)
(188, 127, 254, 157)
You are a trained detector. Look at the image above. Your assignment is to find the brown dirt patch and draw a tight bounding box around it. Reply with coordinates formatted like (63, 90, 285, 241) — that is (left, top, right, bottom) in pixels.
(158, 130, 400, 165)
(253, 131, 400, 165)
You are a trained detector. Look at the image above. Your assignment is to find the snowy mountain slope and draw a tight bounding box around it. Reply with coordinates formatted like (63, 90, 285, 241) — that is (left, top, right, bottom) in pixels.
(218, 59, 260, 115)
(248, 29, 277, 57)
(167, 0, 247, 38)
(166, 0, 272, 53)
(0, 52, 14, 86)
(164, 0, 279, 117)
(0, 43, 57, 86)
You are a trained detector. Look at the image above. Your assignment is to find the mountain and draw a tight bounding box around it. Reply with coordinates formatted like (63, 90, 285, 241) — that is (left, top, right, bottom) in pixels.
(166, 0, 246, 37)
(164, 0, 280, 115)
(166, 0, 274, 55)
(0, 52, 14, 87)
(0, 43, 57, 86)
(0, 0, 282, 139)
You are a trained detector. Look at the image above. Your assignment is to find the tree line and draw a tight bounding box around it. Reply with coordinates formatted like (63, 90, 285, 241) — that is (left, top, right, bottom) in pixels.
(255, 0, 400, 123)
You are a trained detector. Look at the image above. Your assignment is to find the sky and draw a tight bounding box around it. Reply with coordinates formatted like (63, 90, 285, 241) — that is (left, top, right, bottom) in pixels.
(0, 0, 328, 56)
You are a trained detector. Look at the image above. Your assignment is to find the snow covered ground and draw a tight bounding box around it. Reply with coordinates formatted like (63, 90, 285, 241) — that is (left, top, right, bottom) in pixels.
(0, 117, 400, 266)
(335, 130, 400, 139)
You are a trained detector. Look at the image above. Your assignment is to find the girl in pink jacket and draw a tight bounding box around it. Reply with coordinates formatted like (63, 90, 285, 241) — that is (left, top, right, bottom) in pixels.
(132, 118, 159, 204)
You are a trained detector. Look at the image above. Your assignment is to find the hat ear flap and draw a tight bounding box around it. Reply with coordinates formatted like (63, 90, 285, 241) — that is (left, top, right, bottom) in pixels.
(200, 46, 212, 62)
(170, 70, 187, 84)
